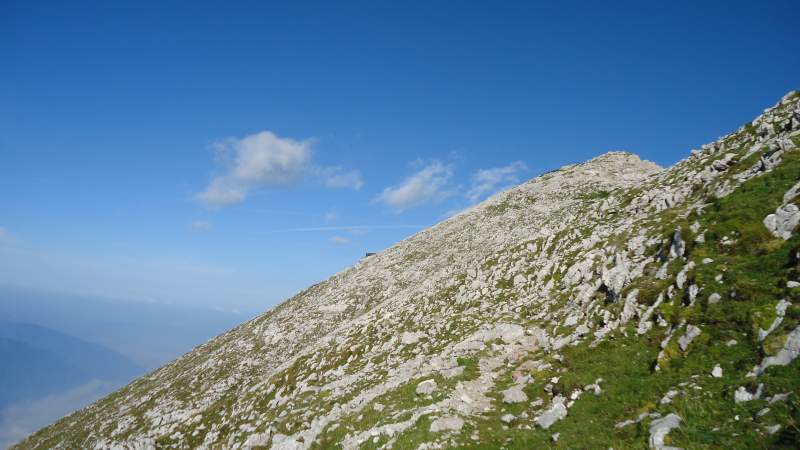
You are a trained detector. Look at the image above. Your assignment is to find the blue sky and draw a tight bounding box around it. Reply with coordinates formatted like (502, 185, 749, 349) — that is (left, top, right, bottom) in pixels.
(1, 0, 798, 312)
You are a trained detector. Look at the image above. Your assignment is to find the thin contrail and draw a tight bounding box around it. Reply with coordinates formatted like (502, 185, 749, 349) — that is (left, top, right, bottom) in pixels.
(250, 225, 426, 235)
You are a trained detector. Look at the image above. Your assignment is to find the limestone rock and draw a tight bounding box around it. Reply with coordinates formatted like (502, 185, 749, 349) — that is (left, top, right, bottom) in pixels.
(416, 379, 437, 395)
(535, 396, 567, 429)
(764, 204, 800, 240)
(501, 386, 528, 404)
(430, 416, 464, 433)
(734, 384, 764, 403)
(678, 325, 701, 351)
(669, 229, 685, 259)
(401, 331, 426, 345)
(648, 413, 682, 450)
(749, 325, 800, 377)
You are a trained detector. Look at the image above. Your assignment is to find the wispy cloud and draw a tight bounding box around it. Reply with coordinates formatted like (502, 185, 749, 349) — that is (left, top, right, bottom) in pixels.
(324, 211, 338, 222)
(319, 166, 363, 190)
(196, 178, 248, 207)
(189, 220, 213, 232)
(374, 161, 454, 212)
(329, 235, 351, 245)
(195, 131, 362, 208)
(251, 224, 425, 235)
(465, 161, 527, 202)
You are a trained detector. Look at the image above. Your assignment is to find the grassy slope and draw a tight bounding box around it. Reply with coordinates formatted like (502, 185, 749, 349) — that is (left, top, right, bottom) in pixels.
(346, 144, 800, 449)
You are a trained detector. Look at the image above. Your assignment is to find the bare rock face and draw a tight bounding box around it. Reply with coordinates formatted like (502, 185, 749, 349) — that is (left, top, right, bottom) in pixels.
(14, 92, 800, 450)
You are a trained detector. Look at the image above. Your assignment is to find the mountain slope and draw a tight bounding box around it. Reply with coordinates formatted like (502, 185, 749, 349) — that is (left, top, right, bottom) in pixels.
(15, 91, 800, 449)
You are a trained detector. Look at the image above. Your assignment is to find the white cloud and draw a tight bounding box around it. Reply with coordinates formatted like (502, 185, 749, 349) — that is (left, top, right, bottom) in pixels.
(195, 177, 247, 208)
(319, 166, 363, 190)
(196, 131, 313, 208)
(329, 235, 351, 245)
(465, 161, 527, 202)
(224, 131, 312, 185)
(324, 211, 338, 222)
(374, 161, 454, 212)
(190, 220, 213, 232)
(196, 131, 363, 208)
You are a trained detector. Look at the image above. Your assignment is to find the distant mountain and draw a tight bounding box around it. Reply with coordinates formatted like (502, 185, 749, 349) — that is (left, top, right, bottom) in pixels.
(0, 322, 142, 409)
(15, 92, 800, 449)
(0, 338, 87, 408)
(0, 288, 250, 369)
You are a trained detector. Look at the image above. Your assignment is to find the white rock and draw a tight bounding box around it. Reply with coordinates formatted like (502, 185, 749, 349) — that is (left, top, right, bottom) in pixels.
(711, 365, 722, 378)
(764, 204, 800, 240)
(271, 434, 304, 450)
(749, 325, 800, 376)
(734, 384, 763, 403)
(757, 299, 791, 341)
(648, 414, 682, 450)
(416, 379, 437, 395)
(678, 325, 701, 351)
(769, 392, 790, 404)
(401, 331, 425, 345)
(430, 416, 464, 433)
(669, 229, 685, 259)
(244, 432, 271, 448)
(536, 396, 567, 429)
(441, 366, 464, 379)
(656, 263, 669, 280)
(501, 386, 528, 404)
(660, 390, 680, 405)
(783, 180, 800, 203)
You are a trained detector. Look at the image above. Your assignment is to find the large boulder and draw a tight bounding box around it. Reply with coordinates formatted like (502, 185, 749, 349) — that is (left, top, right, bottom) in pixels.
(764, 204, 800, 240)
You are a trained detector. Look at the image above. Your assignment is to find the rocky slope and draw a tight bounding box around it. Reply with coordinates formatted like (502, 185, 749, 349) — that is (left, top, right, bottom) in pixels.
(15, 91, 800, 449)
